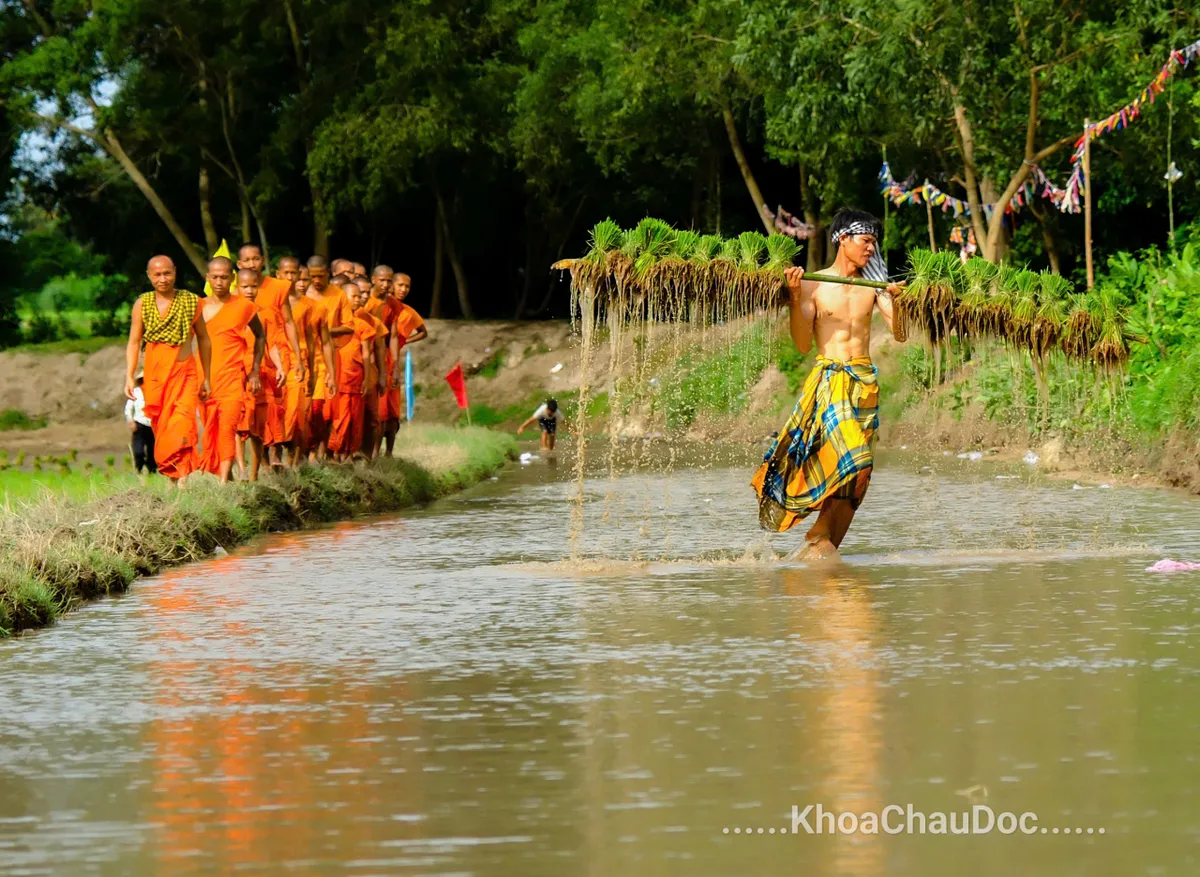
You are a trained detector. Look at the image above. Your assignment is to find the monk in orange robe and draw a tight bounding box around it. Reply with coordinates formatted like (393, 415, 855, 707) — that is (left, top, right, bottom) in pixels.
(124, 255, 213, 483)
(365, 265, 400, 456)
(381, 272, 429, 456)
(276, 257, 314, 464)
(354, 277, 389, 458)
(327, 282, 376, 461)
(306, 256, 341, 460)
(235, 269, 286, 481)
(199, 257, 266, 482)
(237, 244, 304, 468)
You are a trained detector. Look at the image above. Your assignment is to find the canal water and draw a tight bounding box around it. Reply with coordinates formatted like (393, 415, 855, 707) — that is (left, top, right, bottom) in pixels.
(1, 446, 1198, 876)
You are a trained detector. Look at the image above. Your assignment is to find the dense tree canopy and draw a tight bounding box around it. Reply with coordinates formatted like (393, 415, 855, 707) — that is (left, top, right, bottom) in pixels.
(0, 0, 1197, 328)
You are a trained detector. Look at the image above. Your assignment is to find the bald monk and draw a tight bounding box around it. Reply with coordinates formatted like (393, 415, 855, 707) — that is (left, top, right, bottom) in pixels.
(283, 270, 320, 464)
(200, 258, 266, 482)
(352, 262, 367, 280)
(236, 268, 286, 480)
(124, 255, 213, 483)
(365, 265, 400, 457)
(305, 255, 340, 460)
(277, 255, 301, 285)
(327, 281, 376, 462)
(381, 271, 428, 456)
(354, 276, 389, 457)
(238, 244, 304, 467)
(331, 258, 353, 278)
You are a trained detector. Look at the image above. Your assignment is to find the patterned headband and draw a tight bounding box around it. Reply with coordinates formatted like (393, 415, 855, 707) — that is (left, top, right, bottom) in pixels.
(831, 220, 881, 243)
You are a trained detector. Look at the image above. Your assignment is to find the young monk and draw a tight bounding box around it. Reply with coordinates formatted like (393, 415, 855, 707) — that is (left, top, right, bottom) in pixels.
(354, 276, 389, 457)
(277, 256, 314, 463)
(365, 265, 399, 456)
(235, 268, 286, 481)
(380, 272, 428, 456)
(124, 255, 212, 483)
(305, 256, 339, 460)
(751, 209, 907, 560)
(327, 282, 376, 462)
(237, 244, 303, 467)
(200, 257, 266, 482)
(352, 262, 367, 280)
(331, 258, 353, 278)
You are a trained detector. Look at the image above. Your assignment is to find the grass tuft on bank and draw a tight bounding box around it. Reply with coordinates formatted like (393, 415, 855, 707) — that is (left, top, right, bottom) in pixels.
(0, 425, 515, 637)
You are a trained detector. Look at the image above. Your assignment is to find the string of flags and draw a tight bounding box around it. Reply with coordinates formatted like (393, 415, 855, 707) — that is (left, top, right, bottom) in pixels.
(1056, 37, 1200, 213)
(880, 37, 1200, 218)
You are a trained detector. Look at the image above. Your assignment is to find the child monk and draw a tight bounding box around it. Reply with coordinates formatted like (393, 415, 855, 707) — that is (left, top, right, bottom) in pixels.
(304, 256, 339, 460)
(327, 281, 376, 462)
(278, 257, 315, 464)
(200, 257, 266, 482)
(235, 268, 286, 481)
(354, 276, 388, 457)
(380, 272, 428, 456)
(238, 244, 303, 468)
(124, 255, 212, 483)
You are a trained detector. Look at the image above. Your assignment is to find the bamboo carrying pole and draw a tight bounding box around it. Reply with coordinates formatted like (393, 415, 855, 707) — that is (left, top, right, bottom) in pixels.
(1084, 119, 1095, 289)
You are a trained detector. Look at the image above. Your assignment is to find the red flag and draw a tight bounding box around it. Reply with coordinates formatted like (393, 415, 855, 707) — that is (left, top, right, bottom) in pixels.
(445, 362, 468, 409)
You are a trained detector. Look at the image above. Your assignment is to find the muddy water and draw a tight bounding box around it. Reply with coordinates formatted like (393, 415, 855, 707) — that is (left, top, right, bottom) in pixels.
(2, 448, 1199, 876)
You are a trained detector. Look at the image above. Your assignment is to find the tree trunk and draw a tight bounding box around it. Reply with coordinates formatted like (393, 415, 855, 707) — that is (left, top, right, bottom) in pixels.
(430, 201, 445, 318)
(437, 191, 473, 319)
(953, 104, 992, 261)
(102, 128, 205, 276)
(310, 181, 331, 258)
(198, 165, 218, 255)
(1028, 200, 1062, 274)
(720, 105, 773, 235)
(799, 164, 825, 270)
(239, 193, 252, 247)
(514, 233, 534, 319)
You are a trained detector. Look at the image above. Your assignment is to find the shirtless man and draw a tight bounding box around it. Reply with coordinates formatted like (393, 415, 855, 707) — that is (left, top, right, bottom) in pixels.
(751, 209, 906, 559)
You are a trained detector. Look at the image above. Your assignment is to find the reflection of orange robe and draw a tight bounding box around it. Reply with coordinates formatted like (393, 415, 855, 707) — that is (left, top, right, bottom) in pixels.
(200, 297, 255, 473)
(284, 296, 314, 447)
(328, 318, 374, 455)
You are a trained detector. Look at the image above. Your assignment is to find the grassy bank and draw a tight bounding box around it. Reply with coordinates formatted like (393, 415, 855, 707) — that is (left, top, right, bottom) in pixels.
(0, 425, 516, 637)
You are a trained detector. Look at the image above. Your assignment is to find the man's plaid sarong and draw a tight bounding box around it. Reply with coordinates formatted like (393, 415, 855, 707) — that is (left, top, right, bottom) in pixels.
(751, 356, 880, 532)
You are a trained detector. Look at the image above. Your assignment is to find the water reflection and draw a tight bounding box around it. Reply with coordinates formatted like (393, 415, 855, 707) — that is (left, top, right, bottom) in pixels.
(0, 456, 1198, 876)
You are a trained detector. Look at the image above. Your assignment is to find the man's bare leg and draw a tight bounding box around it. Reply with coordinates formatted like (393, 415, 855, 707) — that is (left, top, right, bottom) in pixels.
(248, 437, 264, 481)
(383, 420, 398, 457)
(800, 500, 854, 559)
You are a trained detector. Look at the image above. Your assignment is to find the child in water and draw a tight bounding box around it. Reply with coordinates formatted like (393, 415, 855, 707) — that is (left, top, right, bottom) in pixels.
(518, 398, 567, 451)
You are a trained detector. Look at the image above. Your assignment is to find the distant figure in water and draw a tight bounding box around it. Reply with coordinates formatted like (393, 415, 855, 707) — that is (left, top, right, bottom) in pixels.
(751, 208, 908, 561)
(519, 398, 567, 451)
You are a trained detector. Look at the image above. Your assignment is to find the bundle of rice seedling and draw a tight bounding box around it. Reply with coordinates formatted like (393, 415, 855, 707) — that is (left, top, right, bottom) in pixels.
(1032, 272, 1071, 358)
(1062, 291, 1100, 360)
(1008, 269, 1041, 349)
(1090, 286, 1129, 369)
(927, 251, 963, 319)
(957, 257, 998, 336)
(631, 218, 676, 282)
(898, 248, 938, 339)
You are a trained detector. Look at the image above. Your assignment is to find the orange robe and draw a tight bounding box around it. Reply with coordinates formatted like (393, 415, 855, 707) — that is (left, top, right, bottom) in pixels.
(327, 318, 375, 456)
(252, 276, 292, 446)
(357, 308, 389, 441)
(284, 296, 315, 447)
(199, 297, 256, 473)
(139, 291, 203, 480)
(143, 343, 200, 479)
(306, 294, 333, 444)
(366, 295, 402, 423)
(389, 303, 424, 421)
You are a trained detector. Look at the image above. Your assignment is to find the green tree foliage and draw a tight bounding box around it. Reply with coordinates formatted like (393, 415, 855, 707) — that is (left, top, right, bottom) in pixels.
(0, 0, 1198, 344)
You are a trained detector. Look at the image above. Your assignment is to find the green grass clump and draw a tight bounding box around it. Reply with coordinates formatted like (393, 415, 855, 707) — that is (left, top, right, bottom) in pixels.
(476, 349, 506, 379)
(0, 425, 516, 637)
(0, 409, 48, 431)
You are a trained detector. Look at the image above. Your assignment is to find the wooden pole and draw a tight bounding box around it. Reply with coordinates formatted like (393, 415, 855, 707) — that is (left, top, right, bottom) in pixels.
(1167, 80, 1176, 248)
(925, 182, 937, 252)
(1083, 119, 1094, 289)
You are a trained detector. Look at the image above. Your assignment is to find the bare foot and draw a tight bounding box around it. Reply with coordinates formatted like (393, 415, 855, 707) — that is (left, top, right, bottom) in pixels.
(794, 538, 839, 563)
